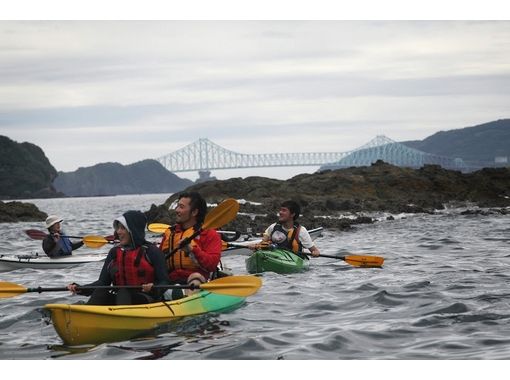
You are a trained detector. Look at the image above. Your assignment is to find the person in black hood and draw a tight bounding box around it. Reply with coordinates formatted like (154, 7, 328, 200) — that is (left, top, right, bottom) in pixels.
(67, 210, 170, 305)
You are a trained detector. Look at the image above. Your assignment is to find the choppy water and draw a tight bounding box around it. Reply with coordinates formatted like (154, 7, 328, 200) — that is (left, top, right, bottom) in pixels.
(0, 194, 509, 360)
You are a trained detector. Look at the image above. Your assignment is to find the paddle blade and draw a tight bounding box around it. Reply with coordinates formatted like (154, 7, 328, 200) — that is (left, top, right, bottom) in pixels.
(200, 275, 262, 297)
(203, 198, 239, 230)
(25, 229, 48, 240)
(82, 235, 110, 249)
(0, 282, 28, 298)
(343, 255, 384, 268)
(148, 223, 170, 234)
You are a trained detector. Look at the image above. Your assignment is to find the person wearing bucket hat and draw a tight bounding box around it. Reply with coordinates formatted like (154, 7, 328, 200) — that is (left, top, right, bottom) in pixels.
(67, 210, 170, 305)
(42, 215, 84, 257)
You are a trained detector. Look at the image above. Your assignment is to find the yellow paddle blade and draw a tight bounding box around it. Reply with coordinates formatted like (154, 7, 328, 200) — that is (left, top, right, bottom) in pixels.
(0, 282, 28, 298)
(343, 255, 384, 268)
(203, 198, 239, 230)
(200, 275, 262, 297)
(149, 198, 240, 234)
(148, 223, 170, 234)
(82, 235, 109, 249)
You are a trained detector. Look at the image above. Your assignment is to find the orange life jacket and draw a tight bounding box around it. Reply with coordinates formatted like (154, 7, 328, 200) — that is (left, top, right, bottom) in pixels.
(161, 225, 201, 272)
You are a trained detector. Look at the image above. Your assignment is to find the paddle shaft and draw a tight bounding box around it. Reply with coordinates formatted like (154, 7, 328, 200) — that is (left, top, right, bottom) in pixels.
(25, 229, 115, 242)
(306, 253, 384, 267)
(1, 275, 261, 298)
(25, 284, 203, 294)
(25, 230, 84, 240)
(312, 253, 346, 260)
(224, 242, 250, 249)
(165, 230, 200, 260)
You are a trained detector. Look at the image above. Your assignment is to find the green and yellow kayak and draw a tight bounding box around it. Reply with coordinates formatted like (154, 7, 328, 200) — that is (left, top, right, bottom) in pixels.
(45, 290, 245, 346)
(245, 248, 310, 274)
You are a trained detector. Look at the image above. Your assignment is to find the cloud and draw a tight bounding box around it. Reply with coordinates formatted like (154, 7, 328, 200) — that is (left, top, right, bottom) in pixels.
(0, 20, 509, 178)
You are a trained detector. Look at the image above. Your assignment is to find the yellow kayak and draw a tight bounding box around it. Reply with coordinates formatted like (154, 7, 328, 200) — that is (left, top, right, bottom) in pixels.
(45, 290, 245, 346)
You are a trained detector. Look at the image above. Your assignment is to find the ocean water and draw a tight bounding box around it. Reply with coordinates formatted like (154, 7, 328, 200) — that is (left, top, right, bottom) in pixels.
(0, 194, 509, 361)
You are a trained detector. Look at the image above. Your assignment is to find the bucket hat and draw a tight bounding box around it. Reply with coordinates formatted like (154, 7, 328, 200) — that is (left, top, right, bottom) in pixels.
(45, 215, 63, 229)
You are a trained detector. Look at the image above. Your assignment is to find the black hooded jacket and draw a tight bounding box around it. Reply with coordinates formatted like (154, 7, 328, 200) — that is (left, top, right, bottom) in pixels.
(120, 210, 149, 248)
(79, 210, 169, 297)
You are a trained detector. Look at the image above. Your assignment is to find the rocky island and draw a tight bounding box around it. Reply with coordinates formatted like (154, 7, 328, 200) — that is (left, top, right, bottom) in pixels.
(0, 201, 47, 223)
(146, 161, 510, 233)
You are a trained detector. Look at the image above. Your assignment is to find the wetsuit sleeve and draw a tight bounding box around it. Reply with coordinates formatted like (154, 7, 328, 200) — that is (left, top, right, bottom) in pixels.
(71, 240, 84, 250)
(145, 245, 170, 300)
(76, 248, 116, 296)
(42, 236, 59, 257)
(191, 229, 222, 272)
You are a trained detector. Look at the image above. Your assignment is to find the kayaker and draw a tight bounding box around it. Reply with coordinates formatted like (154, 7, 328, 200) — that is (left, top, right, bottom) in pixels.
(159, 192, 222, 299)
(42, 215, 84, 257)
(250, 200, 321, 257)
(67, 210, 170, 305)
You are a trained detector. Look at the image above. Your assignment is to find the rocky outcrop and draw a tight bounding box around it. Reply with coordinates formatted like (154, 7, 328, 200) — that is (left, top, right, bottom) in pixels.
(146, 161, 510, 231)
(0, 201, 47, 223)
(0, 135, 63, 199)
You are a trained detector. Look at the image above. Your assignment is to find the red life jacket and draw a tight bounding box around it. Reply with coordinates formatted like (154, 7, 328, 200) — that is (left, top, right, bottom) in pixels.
(112, 246, 155, 285)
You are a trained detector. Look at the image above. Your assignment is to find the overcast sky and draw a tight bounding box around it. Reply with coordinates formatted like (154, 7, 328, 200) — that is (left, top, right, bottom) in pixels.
(1, 20, 509, 180)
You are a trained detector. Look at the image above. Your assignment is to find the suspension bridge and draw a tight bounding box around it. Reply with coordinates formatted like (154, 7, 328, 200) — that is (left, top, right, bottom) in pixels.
(155, 136, 474, 175)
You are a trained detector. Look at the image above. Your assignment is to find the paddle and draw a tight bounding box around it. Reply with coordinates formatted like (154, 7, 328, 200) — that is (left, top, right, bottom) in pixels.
(147, 223, 171, 234)
(307, 253, 384, 268)
(222, 242, 384, 267)
(222, 241, 267, 251)
(25, 229, 116, 249)
(0, 275, 261, 299)
(79, 236, 117, 249)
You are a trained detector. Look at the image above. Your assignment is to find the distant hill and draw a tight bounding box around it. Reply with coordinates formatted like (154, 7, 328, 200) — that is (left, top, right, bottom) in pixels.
(53, 159, 193, 197)
(402, 119, 510, 164)
(0, 135, 62, 199)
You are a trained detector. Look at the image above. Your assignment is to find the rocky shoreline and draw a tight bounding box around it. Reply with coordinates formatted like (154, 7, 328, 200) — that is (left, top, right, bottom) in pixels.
(3, 161, 509, 228)
(145, 161, 510, 233)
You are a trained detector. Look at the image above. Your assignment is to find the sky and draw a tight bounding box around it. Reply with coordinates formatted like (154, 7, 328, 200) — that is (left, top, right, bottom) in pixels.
(1, 6, 510, 181)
